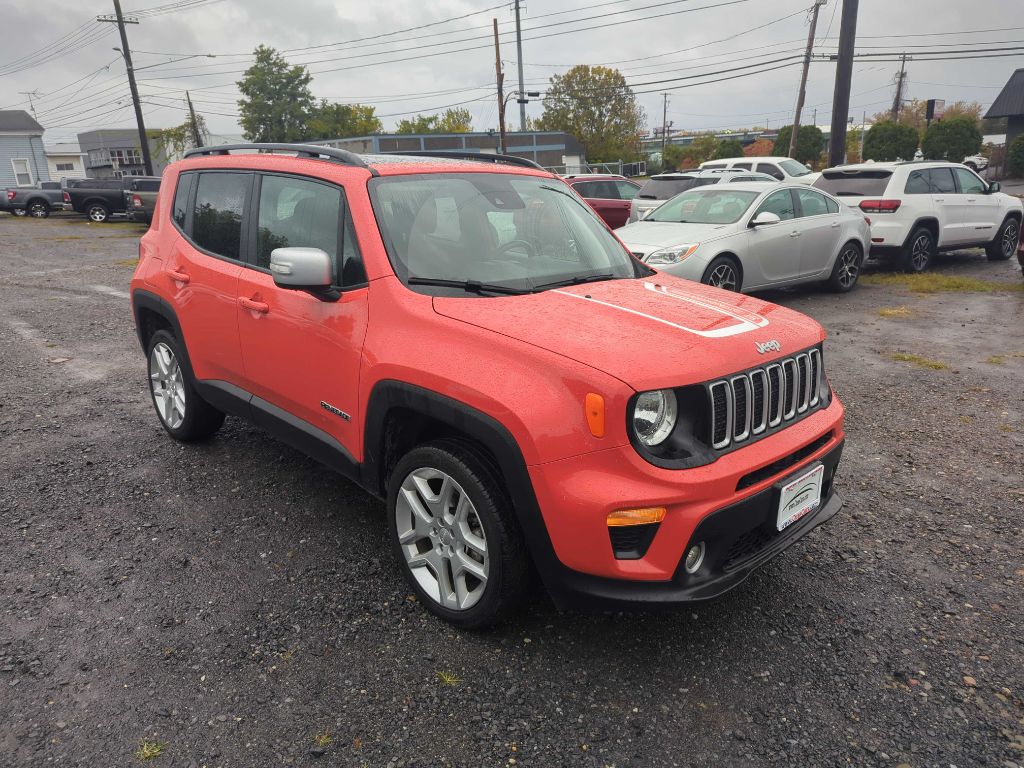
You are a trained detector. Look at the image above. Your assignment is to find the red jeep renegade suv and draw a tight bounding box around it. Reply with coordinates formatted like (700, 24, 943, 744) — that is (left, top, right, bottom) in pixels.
(130, 144, 845, 628)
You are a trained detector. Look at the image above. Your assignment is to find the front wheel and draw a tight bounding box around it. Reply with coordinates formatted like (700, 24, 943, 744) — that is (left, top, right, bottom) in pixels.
(700, 256, 742, 292)
(828, 242, 863, 293)
(902, 227, 935, 273)
(12, 207, 27, 217)
(986, 217, 1019, 261)
(388, 440, 528, 629)
(86, 203, 110, 223)
(147, 329, 224, 442)
(28, 201, 49, 218)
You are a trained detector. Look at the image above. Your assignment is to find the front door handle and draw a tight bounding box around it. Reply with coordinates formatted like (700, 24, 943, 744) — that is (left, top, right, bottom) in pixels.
(789, 231, 801, 238)
(934, 197, 945, 202)
(168, 268, 190, 284)
(830, 221, 840, 228)
(239, 296, 269, 314)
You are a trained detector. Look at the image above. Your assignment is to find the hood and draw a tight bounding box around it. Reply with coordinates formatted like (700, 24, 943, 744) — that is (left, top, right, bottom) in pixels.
(616, 221, 734, 250)
(433, 275, 824, 391)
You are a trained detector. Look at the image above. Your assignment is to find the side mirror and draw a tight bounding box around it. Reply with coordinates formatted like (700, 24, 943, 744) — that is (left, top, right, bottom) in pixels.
(639, 208, 654, 220)
(988, 182, 1000, 193)
(270, 247, 336, 299)
(750, 211, 781, 227)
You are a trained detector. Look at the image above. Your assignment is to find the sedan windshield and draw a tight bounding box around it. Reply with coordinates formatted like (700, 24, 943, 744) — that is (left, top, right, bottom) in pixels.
(779, 159, 812, 177)
(646, 188, 759, 224)
(369, 173, 647, 294)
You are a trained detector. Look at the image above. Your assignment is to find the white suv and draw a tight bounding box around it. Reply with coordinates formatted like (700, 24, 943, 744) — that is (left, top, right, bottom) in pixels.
(813, 162, 1023, 272)
(699, 156, 819, 184)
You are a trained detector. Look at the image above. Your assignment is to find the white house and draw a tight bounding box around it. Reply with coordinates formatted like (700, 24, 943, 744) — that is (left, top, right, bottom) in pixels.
(45, 143, 88, 181)
(0, 110, 50, 188)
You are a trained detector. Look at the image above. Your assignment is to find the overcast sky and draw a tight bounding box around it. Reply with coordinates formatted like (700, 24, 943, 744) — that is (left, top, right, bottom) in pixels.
(0, 0, 1019, 146)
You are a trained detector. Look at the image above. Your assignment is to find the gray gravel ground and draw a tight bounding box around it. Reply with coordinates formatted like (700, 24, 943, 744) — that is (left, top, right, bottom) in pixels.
(1, 213, 1022, 768)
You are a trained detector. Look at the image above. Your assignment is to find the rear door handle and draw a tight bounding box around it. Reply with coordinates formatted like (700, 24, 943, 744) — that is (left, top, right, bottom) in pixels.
(934, 197, 945, 202)
(239, 296, 269, 314)
(830, 221, 840, 228)
(168, 268, 190, 284)
(789, 231, 801, 238)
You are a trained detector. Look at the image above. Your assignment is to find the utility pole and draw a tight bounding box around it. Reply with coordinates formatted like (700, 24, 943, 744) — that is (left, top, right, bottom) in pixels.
(186, 91, 203, 147)
(812, 107, 817, 126)
(828, 0, 859, 167)
(19, 91, 40, 118)
(98, 0, 153, 176)
(788, 0, 826, 159)
(859, 110, 866, 160)
(890, 53, 908, 120)
(514, 0, 527, 131)
(660, 93, 669, 159)
(493, 18, 507, 154)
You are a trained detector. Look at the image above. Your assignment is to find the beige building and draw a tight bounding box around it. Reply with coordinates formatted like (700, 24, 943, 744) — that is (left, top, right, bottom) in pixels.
(45, 143, 88, 181)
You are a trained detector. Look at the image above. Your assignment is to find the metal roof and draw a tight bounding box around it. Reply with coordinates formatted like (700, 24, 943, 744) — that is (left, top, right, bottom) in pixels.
(984, 68, 1024, 118)
(0, 110, 44, 133)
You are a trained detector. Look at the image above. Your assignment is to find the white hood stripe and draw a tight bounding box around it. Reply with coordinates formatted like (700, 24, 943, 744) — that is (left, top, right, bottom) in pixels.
(553, 282, 769, 338)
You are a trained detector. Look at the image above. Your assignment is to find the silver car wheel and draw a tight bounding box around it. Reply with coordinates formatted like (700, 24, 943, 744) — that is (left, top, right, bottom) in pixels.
(837, 247, 860, 289)
(29, 203, 47, 218)
(707, 263, 738, 291)
(149, 342, 186, 430)
(1003, 221, 1019, 258)
(395, 467, 489, 612)
(910, 234, 931, 270)
(88, 205, 107, 222)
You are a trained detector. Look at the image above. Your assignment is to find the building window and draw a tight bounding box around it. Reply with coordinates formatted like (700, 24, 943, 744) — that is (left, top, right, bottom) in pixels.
(11, 159, 33, 186)
(55, 162, 75, 171)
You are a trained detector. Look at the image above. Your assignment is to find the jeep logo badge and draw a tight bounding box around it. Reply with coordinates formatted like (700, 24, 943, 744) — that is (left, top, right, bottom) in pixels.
(755, 340, 781, 354)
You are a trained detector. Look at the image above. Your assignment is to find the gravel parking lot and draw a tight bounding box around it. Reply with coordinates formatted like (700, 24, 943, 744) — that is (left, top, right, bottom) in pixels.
(1, 213, 1022, 768)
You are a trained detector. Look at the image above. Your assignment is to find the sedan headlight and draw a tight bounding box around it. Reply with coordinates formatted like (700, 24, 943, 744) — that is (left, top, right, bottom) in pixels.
(631, 389, 678, 446)
(646, 243, 700, 265)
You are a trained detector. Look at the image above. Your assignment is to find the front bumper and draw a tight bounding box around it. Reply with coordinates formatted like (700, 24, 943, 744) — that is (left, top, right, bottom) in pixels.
(543, 441, 843, 609)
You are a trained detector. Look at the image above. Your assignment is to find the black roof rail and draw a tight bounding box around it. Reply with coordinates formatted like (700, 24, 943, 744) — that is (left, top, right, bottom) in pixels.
(385, 150, 546, 171)
(183, 143, 378, 176)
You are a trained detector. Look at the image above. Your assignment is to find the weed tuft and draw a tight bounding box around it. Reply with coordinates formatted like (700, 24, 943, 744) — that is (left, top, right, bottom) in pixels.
(877, 306, 911, 318)
(436, 670, 460, 686)
(135, 739, 166, 761)
(889, 352, 948, 370)
(312, 731, 333, 748)
(861, 273, 1024, 294)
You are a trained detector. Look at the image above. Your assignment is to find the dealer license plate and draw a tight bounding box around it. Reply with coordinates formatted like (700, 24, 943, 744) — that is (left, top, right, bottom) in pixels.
(776, 463, 825, 531)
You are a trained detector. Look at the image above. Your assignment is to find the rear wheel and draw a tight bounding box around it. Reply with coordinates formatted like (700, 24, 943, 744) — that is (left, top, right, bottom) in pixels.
(986, 217, 1019, 261)
(828, 241, 863, 293)
(965, 161, 977, 171)
(28, 201, 49, 218)
(146, 329, 224, 441)
(701, 255, 742, 292)
(902, 227, 935, 273)
(388, 440, 528, 629)
(86, 203, 109, 223)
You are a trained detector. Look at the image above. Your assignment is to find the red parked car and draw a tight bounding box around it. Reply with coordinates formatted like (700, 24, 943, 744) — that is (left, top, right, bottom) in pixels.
(130, 144, 845, 628)
(565, 174, 641, 229)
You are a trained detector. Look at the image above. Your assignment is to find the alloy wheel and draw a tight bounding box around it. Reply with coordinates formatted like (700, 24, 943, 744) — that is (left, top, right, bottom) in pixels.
(149, 342, 185, 429)
(910, 234, 931, 271)
(88, 206, 107, 222)
(1003, 222, 1019, 258)
(394, 467, 489, 611)
(837, 247, 860, 289)
(29, 203, 47, 218)
(707, 263, 738, 291)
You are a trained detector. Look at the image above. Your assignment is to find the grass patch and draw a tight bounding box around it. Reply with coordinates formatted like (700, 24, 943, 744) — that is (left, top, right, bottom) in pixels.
(134, 739, 166, 761)
(312, 731, 333, 748)
(115, 258, 139, 267)
(436, 670, 460, 686)
(861, 272, 1024, 294)
(986, 355, 1006, 365)
(877, 305, 911, 318)
(889, 352, 949, 370)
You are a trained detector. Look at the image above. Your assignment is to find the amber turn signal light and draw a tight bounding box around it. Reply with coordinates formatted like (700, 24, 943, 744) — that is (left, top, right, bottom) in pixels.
(585, 392, 605, 438)
(607, 507, 667, 527)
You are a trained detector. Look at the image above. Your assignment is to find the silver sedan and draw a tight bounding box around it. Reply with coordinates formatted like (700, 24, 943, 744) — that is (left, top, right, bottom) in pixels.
(617, 182, 870, 293)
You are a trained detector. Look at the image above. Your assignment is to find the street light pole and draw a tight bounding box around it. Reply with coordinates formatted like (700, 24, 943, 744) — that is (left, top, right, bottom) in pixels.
(98, 0, 153, 176)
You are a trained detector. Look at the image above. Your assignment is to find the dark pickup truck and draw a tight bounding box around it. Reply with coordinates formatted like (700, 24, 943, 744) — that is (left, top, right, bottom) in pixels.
(2, 182, 66, 218)
(65, 176, 160, 223)
(124, 177, 161, 224)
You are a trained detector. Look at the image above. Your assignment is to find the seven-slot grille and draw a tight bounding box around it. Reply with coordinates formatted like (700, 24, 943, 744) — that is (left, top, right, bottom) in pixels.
(708, 349, 822, 450)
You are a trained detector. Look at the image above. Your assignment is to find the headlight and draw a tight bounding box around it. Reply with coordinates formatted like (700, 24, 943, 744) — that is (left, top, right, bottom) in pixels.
(632, 389, 678, 446)
(646, 243, 700, 264)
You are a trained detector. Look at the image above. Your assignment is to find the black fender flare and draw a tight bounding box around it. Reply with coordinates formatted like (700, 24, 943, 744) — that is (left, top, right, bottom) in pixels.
(362, 380, 562, 582)
(130, 289, 197, 380)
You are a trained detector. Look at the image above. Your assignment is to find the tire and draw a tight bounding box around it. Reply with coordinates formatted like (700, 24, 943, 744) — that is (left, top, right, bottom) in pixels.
(86, 203, 110, 223)
(146, 329, 225, 442)
(986, 217, 1019, 261)
(700, 255, 742, 292)
(965, 162, 977, 171)
(387, 439, 529, 629)
(27, 201, 49, 219)
(828, 241, 863, 293)
(901, 227, 935, 273)
(12, 207, 27, 217)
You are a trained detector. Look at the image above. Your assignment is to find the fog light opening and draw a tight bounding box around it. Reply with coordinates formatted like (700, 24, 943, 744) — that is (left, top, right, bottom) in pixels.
(684, 541, 706, 574)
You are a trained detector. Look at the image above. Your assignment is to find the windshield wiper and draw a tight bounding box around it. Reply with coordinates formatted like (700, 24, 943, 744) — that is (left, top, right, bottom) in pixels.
(531, 273, 617, 292)
(408, 277, 529, 295)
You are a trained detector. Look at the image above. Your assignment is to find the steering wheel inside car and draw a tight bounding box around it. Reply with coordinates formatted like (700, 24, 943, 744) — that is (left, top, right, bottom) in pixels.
(497, 239, 537, 259)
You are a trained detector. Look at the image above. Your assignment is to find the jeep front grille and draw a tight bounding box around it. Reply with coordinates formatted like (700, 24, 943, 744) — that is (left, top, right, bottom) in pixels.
(708, 349, 823, 450)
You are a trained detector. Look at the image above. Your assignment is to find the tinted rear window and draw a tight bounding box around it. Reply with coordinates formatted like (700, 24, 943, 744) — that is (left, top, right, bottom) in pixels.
(814, 170, 893, 197)
(130, 179, 161, 192)
(636, 178, 699, 199)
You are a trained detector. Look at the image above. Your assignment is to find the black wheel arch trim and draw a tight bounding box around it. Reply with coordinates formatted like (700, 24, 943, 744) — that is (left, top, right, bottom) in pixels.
(902, 218, 939, 248)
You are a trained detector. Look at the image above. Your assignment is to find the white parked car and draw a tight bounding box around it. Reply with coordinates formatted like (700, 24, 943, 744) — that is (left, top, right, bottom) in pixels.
(617, 183, 870, 293)
(628, 169, 775, 223)
(962, 154, 989, 172)
(813, 161, 1022, 271)
(699, 156, 820, 185)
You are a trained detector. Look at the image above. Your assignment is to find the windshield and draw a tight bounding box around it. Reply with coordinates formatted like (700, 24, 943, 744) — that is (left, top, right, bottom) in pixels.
(636, 177, 699, 199)
(369, 173, 646, 294)
(778, 159, 812, 177)
(646, 188, 759, 224)
(814, 169, 892, 196)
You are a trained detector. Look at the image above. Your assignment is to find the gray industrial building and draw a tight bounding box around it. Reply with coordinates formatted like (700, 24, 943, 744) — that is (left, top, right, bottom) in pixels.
(76, 129, 167, 178)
